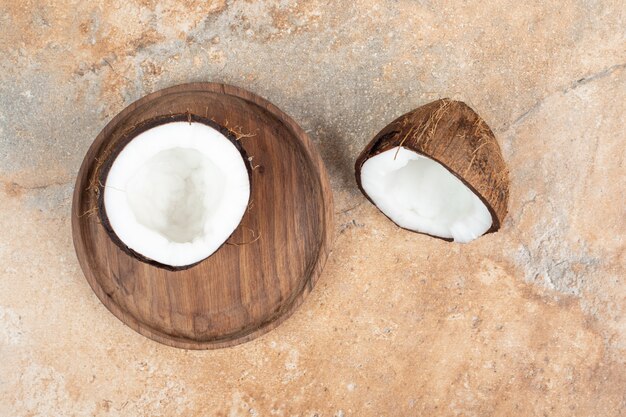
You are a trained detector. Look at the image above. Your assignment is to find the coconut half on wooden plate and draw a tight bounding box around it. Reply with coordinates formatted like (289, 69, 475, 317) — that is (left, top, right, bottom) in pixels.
(101, 118, 250, 269)
(355, 99, 509, 242)
(72, 83, 334, 349)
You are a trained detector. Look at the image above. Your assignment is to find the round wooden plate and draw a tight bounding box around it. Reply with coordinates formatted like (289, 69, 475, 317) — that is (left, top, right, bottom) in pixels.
(72, 83, 334, 349)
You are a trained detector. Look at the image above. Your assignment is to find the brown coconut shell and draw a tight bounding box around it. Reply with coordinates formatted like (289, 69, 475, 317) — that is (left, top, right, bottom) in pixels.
(355, 98, 509, 238)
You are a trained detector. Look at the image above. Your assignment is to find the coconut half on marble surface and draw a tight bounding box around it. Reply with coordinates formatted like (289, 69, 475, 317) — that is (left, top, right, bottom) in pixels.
(355, 99, 509, 243)
(98, 115, 251, 270)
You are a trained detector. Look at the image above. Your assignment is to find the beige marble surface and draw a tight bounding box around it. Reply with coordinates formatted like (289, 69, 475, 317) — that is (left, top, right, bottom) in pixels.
(1, 1, 625, 416)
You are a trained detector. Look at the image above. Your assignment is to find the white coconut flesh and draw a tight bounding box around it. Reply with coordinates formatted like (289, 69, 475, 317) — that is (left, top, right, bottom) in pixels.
(104, 121, 250, 267)
(360, 146, 492, 243)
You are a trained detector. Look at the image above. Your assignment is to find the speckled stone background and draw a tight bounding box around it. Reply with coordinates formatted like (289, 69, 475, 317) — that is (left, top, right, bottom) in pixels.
(1, 1, 625, 416)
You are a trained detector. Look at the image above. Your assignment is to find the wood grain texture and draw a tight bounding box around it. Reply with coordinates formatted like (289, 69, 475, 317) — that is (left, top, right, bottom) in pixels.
(355, 98, 509, 236)
(72, 83, 334, 349)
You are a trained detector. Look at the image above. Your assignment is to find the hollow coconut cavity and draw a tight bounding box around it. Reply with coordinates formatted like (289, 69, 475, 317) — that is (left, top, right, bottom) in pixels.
(102, 120, 250, 268)
(355, 99, 509, 243)
(360, 147, 492, 242)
